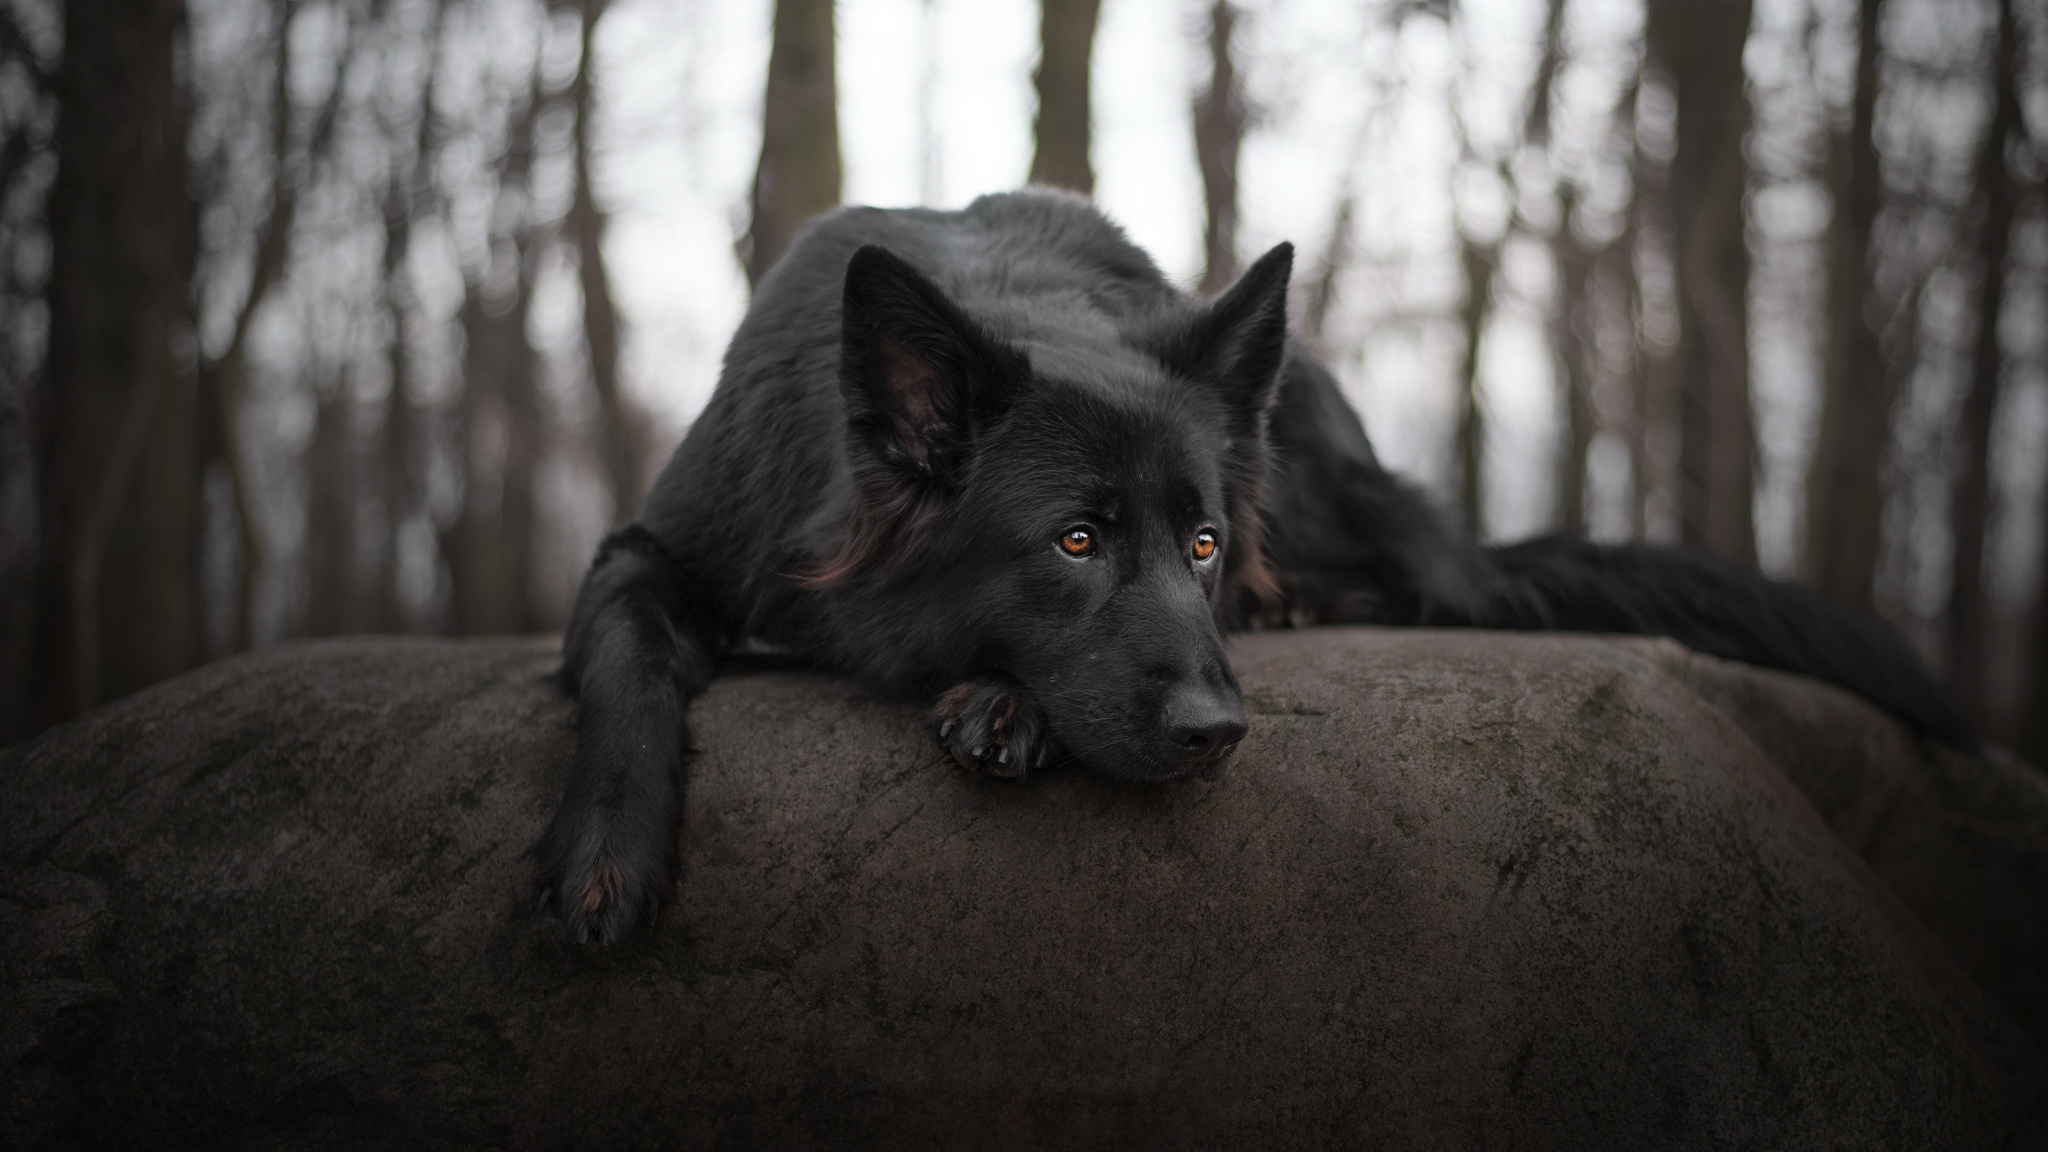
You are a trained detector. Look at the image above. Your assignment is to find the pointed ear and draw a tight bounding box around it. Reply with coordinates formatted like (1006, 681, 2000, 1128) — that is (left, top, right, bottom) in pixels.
(839, 245, 1026, 484)
(801, 247, 1027, 588)
(1154, 242, 1294, 423)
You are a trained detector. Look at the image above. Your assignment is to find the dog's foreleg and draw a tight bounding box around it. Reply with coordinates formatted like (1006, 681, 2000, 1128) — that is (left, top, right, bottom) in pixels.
(530, 543, 715, 944)
(925, 673, 1054, 779)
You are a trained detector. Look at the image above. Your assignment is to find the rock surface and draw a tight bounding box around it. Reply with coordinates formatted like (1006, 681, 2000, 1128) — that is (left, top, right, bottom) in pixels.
(3, 629, 2046, 1150)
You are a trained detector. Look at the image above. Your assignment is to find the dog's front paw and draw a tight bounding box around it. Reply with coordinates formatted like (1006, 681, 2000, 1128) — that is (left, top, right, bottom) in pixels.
(527, 810, 675, 945)
(925, 674, 1052, 779)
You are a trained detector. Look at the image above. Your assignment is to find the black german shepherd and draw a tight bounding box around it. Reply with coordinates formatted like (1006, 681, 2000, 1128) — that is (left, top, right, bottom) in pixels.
(532, 190, 1966, 943)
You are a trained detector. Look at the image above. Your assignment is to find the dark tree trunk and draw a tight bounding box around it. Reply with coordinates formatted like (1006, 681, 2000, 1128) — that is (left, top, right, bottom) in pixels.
(2028, 550, 2048, 767)
(1645, 0, 1756, 565)
(1803, 0, 1888, 615)
(1028, 0, 1100, 195)
(1193, 1, 1247, 295)
(569, 0, 644, 520)
(33, 0, 199, 727)
(1616, 84, 1654, 543)
(1455, 238, 1499, 537)
(442, 80, 545, 636)
(1452, 0, 1572, 540)
(1623, 251, 1653, 541)
(375, 167, 418, 635)
(1302, 191, 1353, 346)
(444, 279, 541, 636)
(302, 383, 359, 638)
(1553, 192, 1597, 534)
(0, 10, 52, 745)
(1524, 0, 1566, 146)
(1945, 0, 2020, 727)
(1529, 0, 1592, 533)
(205, 8, 355, 649)
(370, 1, 441, 635)
(742, 0, 840, 289)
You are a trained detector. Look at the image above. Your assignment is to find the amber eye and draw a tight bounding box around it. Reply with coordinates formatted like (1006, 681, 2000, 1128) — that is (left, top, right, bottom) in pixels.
(1191, 531, 1218, 562)
(1058, 527, 1095, 557)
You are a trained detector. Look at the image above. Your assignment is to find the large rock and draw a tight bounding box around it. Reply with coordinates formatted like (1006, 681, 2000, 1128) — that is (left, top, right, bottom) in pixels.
(3, 629, 2046, 1149)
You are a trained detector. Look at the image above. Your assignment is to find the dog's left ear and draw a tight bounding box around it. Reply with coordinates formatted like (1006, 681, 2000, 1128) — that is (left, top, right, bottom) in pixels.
(1155, 242, 1294, 425)
(839, 245, 1026, 485)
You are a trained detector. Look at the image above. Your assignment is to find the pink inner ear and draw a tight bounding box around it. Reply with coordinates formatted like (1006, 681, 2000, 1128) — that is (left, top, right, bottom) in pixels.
(878, 338, 944, 465)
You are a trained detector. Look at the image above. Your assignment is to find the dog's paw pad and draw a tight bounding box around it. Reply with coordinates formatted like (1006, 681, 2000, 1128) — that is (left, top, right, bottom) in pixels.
(926, 676, 1047, 779)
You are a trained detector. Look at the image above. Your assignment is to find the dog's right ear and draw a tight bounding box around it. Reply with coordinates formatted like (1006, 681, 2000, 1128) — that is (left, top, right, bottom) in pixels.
(839, 245, 1026, 486)
(800, 246, 1027, 587)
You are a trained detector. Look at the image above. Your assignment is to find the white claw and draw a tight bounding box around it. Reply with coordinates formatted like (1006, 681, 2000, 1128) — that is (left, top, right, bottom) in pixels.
(997, 745, 1010, 764)
(940, 719, 956, 738)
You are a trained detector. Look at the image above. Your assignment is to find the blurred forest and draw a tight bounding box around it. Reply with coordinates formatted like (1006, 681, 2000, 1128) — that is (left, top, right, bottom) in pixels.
(1, 0, 2045, 756)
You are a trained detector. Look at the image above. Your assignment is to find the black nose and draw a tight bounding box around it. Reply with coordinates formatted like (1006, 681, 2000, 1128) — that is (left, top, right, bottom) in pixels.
(1163, 688, 1248, 761)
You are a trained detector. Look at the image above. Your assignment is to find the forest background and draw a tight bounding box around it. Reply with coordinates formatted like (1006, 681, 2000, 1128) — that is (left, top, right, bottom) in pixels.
(2, 0, 2045, 757)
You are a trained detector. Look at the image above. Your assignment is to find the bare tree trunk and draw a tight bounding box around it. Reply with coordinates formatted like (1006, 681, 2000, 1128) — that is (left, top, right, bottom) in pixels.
(443, 93, 545, 637)
(1528, 0, 1593, 533)
(568, 0, 644, 521)
(1302, 190, 1353, 347)
(444, 277, 542, 636)
(369, 6, 441, 635)
(1624, 264, 1653, 540)
(204, 5, 358, 650)
(741, 0, 840, 289)
(1454, 237, 1499, 537)
(1028, 0, 1100, 195)
(1193, 1, 1246, 295)
(375, 166, 420, 634)
(376, 204, 414, 635)
(33, 0, 199, 726)
(1615, 81, 1655, 543)
(1523, 0, 1566, 145)
(0, 8, 53, 743)
(1450, 0, 1574, 540)
(1645, 0, 1756, 565)
(302, 381, 355, 637)
(1802, 0, 1888, 614)
(1553, 191, 1597, 534)
(2028, 506, 2048, 765)
(1945, 0, 2021, 727)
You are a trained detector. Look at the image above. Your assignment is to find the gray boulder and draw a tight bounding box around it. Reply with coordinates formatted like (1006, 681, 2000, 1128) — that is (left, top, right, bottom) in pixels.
(3, 628, 2046, 1149)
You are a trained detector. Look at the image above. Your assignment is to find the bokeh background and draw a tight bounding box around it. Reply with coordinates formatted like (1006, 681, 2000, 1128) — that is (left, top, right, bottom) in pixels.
(2, 0, 2045, 753)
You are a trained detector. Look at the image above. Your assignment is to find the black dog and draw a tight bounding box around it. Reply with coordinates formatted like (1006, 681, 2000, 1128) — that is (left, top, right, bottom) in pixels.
(532, 190, 1966, 944)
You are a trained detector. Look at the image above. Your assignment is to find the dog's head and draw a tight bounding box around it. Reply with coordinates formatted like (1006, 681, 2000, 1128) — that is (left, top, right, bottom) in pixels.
(813, 240, 1293, 780)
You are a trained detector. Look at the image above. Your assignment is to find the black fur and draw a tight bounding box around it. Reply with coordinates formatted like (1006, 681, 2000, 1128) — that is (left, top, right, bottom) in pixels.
(530, 190, 1968, 943)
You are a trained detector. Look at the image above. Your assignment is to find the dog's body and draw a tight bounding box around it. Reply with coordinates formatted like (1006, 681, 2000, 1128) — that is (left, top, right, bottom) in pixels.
(534, 191, 1966, 943)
